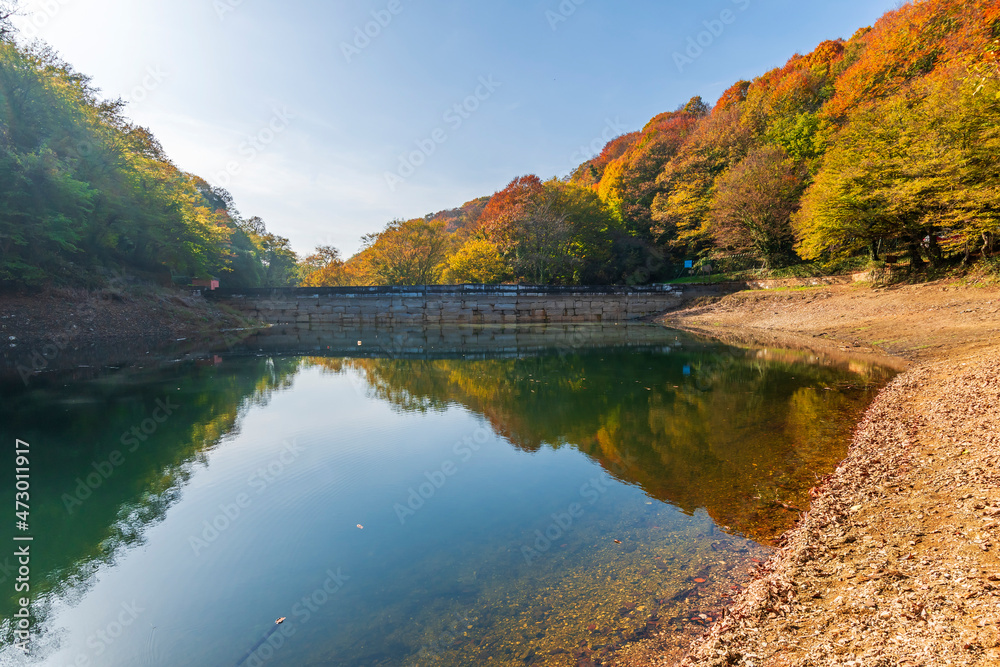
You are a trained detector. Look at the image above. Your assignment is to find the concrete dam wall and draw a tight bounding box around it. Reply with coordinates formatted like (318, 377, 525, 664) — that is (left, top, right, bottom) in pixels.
(206, 285, 684, 326)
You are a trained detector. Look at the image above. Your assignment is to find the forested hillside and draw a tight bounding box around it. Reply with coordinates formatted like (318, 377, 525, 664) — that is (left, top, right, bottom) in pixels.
(310, 0, 1000, 286)
(585, 0, 1000, 275)
(2, 0, 998, 289)
(0, 38, 297, 288)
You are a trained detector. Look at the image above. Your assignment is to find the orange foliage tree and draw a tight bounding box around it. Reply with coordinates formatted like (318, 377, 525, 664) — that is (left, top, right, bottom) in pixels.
(825, 0, 999, 119)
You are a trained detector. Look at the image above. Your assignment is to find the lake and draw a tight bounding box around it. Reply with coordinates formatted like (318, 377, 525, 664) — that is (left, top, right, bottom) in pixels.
(0, 324, 893, 666)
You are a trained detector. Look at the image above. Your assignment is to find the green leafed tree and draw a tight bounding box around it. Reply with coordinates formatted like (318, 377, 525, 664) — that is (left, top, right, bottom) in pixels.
(0, 149, 93, 284)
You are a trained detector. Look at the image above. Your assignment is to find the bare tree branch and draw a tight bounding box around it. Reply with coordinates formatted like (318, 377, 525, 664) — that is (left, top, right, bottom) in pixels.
(0, 1, 20, 41)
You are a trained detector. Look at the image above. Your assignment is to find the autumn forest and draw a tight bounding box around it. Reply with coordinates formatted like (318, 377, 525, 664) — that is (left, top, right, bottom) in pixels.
(2, 0, 999, 288)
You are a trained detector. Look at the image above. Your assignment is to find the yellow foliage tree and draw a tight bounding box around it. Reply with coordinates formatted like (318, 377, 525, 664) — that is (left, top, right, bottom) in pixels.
(445, 237, 509, 284)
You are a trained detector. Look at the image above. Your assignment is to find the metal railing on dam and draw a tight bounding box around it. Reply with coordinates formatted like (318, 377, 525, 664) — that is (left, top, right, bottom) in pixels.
(204, 284, 684, 326)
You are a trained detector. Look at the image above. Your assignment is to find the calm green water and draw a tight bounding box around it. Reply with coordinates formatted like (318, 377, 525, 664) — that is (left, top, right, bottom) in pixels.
(0, 325, 892, 666)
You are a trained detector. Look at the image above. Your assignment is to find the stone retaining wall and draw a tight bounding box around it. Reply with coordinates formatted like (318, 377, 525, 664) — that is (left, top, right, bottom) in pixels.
(206, 285, 684, 326)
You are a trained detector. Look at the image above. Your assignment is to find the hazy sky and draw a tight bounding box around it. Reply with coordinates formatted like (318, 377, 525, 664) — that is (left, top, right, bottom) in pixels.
(13, 0, 899, 256)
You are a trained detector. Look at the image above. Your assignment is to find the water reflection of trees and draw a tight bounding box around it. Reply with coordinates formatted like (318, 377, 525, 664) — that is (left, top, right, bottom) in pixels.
(307, 346, 892, 543)
(0, 357, 301, 643)
(0, 339, 892, 653)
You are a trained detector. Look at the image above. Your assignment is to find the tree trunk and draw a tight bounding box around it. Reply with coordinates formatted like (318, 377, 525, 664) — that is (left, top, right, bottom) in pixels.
(926, 227, 943, 268)
(907, 237, 925, 270)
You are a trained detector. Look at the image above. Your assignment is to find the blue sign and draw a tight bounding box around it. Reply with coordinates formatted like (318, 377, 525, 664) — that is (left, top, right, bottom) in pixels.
(684, 260, 693, 269)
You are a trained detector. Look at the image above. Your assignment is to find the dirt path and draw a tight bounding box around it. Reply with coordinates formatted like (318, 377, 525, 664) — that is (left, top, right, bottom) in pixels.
(629, 280, 1000, 666)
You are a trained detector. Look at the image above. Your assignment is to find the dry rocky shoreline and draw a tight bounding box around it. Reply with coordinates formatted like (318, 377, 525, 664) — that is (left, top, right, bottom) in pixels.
(620, 280, 1000, 667)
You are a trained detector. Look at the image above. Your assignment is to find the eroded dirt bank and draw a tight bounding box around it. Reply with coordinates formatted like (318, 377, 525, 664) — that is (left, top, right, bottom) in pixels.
(627, 280, 1000, 666)
(0, 287, 255, 382)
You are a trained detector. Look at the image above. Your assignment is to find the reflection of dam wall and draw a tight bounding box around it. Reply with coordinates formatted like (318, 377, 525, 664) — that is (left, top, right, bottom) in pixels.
(229, 323, 693, 359)
(207, 285, 683, 326)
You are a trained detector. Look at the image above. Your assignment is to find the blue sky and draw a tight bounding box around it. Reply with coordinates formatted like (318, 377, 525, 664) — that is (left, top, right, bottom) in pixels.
(14, 0, 899, 257)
